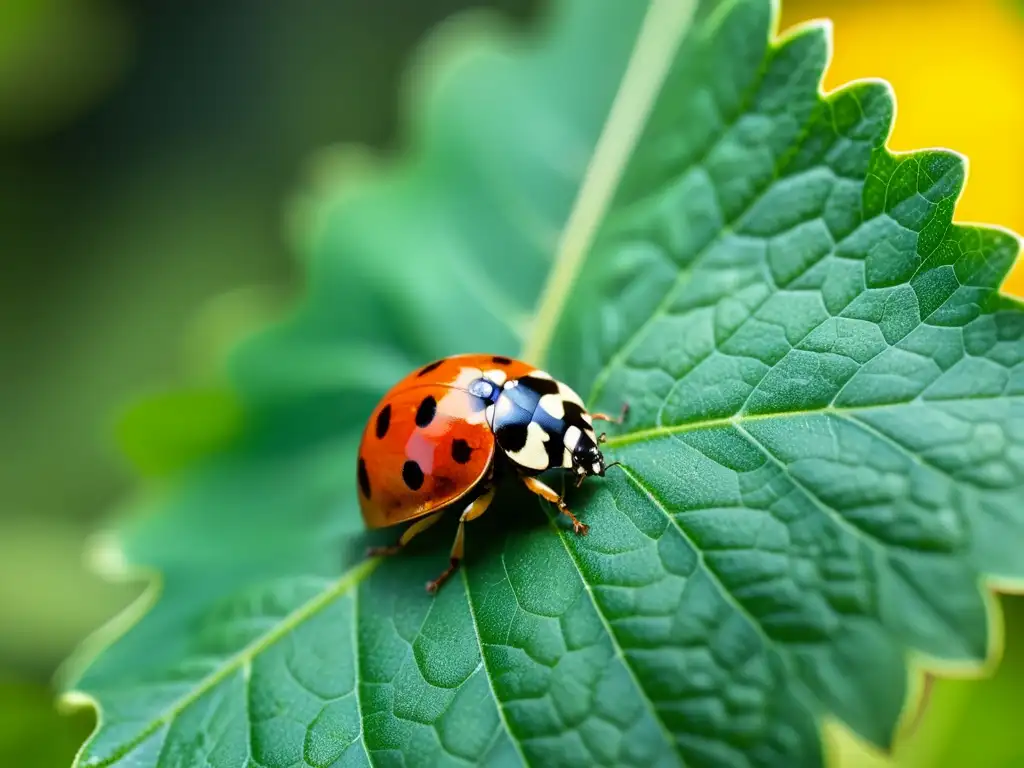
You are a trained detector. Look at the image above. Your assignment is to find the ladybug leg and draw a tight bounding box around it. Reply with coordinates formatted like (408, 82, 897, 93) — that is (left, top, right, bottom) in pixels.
(591, 402, 629, 425)
(426, 484, 497, 594)
(367, 510, 445, 557)
(520, 475, 589, 535)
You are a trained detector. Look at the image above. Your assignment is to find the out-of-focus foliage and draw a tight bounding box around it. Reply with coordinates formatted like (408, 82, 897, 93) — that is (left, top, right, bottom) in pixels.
(1, 2, 538, 766)
(0, 0, 538, 678)
(58, 0, 1024, 765)
(1, 0, 1023, 766)
(0, 519, 137, 673)
(0, 0, 130, 139)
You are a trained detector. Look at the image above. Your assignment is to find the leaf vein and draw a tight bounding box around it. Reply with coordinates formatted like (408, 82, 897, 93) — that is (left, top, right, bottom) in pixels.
(86, 559, 381, 768)
(523, 0, 697, 364)
(732, 421, 900, 554)
(586, 47, 814, 407)
(616, 463, 822, 729)
(604, 394, 1024, 449)
(618, 463, 786, 653)
(541, 507, 685, 766)
(460, 565, 531, 767)
(242, 659, 255, 767)
(352, 581, 376, 768)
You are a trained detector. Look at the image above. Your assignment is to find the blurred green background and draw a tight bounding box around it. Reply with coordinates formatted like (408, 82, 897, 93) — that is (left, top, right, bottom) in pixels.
(0, 0, 1021, 766)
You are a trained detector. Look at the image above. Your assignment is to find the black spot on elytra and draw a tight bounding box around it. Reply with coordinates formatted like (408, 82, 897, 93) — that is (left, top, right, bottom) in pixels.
(451, 438, 472, 464)
(492, 355, 512, 364)
(357, 458, 371, 498)
(495, 422, 529, 452)
(375, 404, 391, 438)
(518, 375, 560, 397)
(417, 359, 444, 377)
(402, 460, 424, 490)
(415, 396, 437, 428)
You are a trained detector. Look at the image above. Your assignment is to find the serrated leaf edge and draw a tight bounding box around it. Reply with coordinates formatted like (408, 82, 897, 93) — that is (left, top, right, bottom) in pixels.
(63, 555, 382, 768)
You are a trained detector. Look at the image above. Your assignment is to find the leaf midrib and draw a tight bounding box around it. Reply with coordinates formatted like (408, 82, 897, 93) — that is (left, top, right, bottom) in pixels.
(460, 566, 530, 766)
(520, 0, 698, 365)
(602, 394, 1020, 449)
(451, 2, 701, 762)
(539, 502, 684, 765)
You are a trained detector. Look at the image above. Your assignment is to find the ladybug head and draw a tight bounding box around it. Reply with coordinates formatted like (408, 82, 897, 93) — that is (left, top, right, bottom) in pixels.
(568, 427, 618, 487)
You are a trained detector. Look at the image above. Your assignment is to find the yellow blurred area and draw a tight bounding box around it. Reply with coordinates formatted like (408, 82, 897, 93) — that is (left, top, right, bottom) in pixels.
(782, 0, 1024, 299)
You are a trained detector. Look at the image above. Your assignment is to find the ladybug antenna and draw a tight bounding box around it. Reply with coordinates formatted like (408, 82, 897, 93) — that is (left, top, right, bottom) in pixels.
(604, 460, 623, 473)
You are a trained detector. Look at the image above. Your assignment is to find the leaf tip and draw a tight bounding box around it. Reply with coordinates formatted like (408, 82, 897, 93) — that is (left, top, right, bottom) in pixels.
(55, 549, 163, 698)
(55, 690, 101, 768)
(821, 718, 894, 767)
(776, 9, 834, 44)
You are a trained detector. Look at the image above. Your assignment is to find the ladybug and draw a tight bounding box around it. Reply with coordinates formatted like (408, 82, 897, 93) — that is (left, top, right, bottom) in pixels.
(357, 353, 627, 592)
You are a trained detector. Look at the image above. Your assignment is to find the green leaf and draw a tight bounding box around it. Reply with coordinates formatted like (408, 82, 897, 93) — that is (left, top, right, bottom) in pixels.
(62, 1, 1024, 767)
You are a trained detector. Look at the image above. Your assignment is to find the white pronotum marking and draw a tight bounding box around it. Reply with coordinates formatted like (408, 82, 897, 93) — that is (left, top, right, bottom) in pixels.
(506, 421, 551, 471)
(446, 366, 489, 425)
(493, 391, 514, 423)
(562, 424, 582, 468)
(452, 366, 483, 389)
(555, 381, 586, 409)
(484, 368, 508, 387)
(538, 393, 564, 420)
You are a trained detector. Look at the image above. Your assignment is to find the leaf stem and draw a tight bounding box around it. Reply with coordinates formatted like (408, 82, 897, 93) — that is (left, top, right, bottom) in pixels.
(520, 0, 698, 365)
